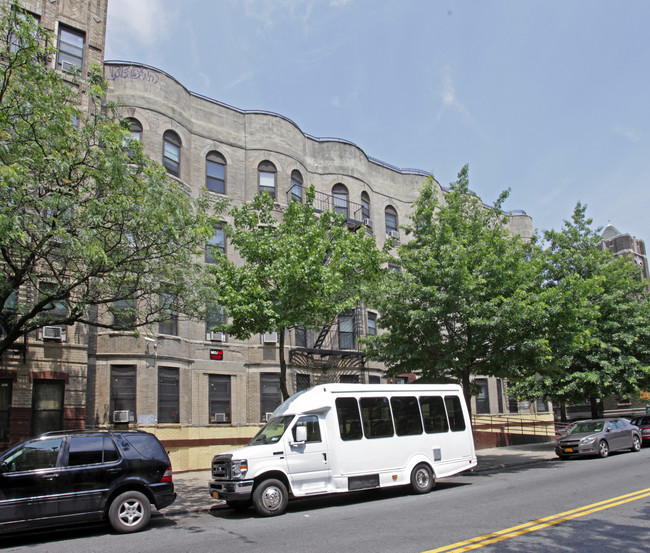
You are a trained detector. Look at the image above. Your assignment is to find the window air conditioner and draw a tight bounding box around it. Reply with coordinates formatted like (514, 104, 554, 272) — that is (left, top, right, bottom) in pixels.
(388, 230, 400, 239)
(42, 326, 64, 341)
(264, 412, 275, 422)
(263, 332, 278, 344)
(363, 218, 374, 228)
(61, 60, 78, 73)
(113, 410, 130, 423)
(211, 412, 227, 422)
(207, 331, 226, 342)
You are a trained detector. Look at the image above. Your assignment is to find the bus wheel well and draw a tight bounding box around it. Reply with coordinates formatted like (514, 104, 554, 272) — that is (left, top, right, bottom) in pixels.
(253, 471, 292, 496)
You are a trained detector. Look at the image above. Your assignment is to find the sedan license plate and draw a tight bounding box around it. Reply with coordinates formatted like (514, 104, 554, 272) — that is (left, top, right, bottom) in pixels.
(564, 448, 573, 453)
(212, 491, 220, 499)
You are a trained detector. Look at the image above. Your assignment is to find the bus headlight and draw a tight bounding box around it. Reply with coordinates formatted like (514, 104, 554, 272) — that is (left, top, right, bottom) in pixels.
(231, 459, 248, 479)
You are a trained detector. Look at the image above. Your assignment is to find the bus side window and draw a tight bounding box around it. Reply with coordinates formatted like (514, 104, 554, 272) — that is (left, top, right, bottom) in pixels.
(359, 397, 394, 438)
(445, 395, 467, 431)
(420, 396, 449, 434)
(390, 396, 423, 436)
(293, 415, 322, 443)
(336, 397, 363, 441)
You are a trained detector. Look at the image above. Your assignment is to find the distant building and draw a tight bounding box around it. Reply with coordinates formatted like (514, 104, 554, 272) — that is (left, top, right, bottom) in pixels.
(600, 224, 649, 288)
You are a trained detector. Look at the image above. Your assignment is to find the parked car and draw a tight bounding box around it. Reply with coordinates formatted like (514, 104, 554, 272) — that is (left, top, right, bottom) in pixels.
(629, 415, 650, 445)
(555, 418, 642, 459)
(0, 429, 176, 534)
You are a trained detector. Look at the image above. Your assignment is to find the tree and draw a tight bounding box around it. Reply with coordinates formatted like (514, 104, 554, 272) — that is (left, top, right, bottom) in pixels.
(507, 203, 650, 419)
(363, 166, 543, 413)
(206, 187, 386, 400)
(0, 5, 215, 356)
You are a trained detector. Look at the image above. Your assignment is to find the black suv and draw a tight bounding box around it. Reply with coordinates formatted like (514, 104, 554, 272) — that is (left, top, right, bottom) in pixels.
(0, 429, 176, 534)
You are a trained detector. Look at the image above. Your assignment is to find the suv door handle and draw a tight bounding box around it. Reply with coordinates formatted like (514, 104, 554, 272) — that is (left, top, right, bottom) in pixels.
(42, 473, 59, 480)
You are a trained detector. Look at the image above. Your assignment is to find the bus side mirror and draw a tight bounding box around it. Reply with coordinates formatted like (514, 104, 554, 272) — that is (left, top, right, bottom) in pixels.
(292, 426, 307, 445)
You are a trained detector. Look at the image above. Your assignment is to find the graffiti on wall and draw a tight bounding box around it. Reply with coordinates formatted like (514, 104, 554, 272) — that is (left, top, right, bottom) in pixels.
(107, 66, 159, 84)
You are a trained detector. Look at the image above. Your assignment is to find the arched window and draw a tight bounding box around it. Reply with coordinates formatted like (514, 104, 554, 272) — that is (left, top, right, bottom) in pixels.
(162, 130, 181, 177)
(258, 161, 276, 199)
(126, 118, 142, 141)
(332, 183, 349, 219)
(361, 192, 371, 221)
(385, 205, 398, 237)
(206, 151, 226, 194)
(290, 170, 303, 203)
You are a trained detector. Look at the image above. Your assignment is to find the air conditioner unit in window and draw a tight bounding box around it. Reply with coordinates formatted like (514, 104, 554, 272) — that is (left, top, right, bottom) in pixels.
(113, 410, 130, 423)
(363, 218, 374, 228)
(207, 331, 226, 342)
(264, 412, 275, 422)
(388, 230, 400, 239)
(61, 60, 78, 73)
(263, 332, 278, 344)
(42, 326, 64, 341)
(211, 412, 227, 423)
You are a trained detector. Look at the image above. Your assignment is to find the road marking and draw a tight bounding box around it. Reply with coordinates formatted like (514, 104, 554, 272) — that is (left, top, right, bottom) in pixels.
(422, 487, 650, 553)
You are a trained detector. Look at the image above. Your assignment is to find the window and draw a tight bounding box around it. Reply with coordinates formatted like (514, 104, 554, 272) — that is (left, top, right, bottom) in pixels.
(332, 183, 348, 219)
(158, 293, 177, 335)
(0, 379, 11, 442)
(209, 375, 231, 423)
(57, 25, 84, 73)
(388, 263, 401, 272)
(3, 437, 62, 472)
(445, 395, 467, 431)
(338, 311, 355, 350)
(292, 415, 321, 442)
(111, 299, 136, 329)
(260, 373, 281, 421)
(31, 380, 64, 436)
(360, 397, 394, 438)
(206, 225, 225, 263)
(385, 206, 398, 236)
(367, 312, 377, 336)
(295, 326, 306, 348)
(40, 282, 68, 322)
(162, 130, 181, 177)
(340, 374, 359, 383)
(206, 151, 226, 194)
(336, 397, 363, 441)
(420, 396, 449, 434)
(206, 305, 227, 337)
(68, 436, 118, 466)
(158, 367, 179, 423)
(361, 192, 370, 220)
(296, 373, 310, 392)
(391, 396, 423, 436)
(9, 10, 40, 53)
(536, 398, 549, 413)
(110, 366, 136, 420)
(124, 118, 142, 155)
(475, 378, 490, 414)
(290, 170, 303, 203)
(258, 161, 276, 199)
(508, 397, 519, 413)
(368, 375, 381, 384)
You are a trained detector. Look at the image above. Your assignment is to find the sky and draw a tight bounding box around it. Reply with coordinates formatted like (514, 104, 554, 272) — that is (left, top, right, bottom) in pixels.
(105, 0, 650, 242)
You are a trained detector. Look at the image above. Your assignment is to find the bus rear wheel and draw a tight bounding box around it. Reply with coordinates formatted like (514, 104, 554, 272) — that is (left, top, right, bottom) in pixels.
(410, 463, 435, 494)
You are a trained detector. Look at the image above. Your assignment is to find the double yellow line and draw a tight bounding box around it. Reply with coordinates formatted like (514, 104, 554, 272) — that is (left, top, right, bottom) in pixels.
(423, 487, 650, 553)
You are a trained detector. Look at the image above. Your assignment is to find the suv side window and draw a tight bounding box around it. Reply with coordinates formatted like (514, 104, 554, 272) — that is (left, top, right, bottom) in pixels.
(4, 438, 63, 472)
(118, 433, 167, 461)
(68, 436, 120, 466)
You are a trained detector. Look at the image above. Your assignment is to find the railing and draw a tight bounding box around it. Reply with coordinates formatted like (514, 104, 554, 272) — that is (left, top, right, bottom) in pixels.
(471, 414, 556, 438)
(287, 189, 365, 223)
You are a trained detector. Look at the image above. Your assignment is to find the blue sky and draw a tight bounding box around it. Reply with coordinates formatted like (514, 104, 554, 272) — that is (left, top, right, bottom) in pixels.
(105, 0, 650, 242)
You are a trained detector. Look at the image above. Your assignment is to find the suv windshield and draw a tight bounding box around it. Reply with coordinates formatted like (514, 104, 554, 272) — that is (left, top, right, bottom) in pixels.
(249, 416, 294, 445)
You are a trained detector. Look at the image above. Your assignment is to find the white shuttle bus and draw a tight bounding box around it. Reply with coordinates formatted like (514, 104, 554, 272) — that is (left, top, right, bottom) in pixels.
(209, 383, 477, 516)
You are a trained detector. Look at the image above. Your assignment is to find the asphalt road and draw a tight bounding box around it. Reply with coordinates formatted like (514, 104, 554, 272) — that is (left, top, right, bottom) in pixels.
(3, 448, 650, 553)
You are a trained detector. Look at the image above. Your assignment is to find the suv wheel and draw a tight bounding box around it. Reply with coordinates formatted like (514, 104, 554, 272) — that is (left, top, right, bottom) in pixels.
(108, 490, 151, 533)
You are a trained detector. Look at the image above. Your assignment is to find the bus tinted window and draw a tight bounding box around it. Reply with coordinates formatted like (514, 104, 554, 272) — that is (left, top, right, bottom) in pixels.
(390, 396, 423, 436)
(420, 396, 449, 434)
(360, 397, 394, 438)
(445, 395, 466, 431)
(336, 397, 363, 441)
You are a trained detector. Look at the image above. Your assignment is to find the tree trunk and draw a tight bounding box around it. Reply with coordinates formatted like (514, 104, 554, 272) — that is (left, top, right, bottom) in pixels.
(278, 326, 290, 400)
(461, 371, 473, 419)
(590, 397, 602, 419)
(560, 403, 568, 423)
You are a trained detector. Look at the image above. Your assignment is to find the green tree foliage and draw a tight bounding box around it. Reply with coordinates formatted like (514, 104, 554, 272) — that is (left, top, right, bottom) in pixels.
(363, 166, 542, 412)
(507, 203, 650, 418)
(206, 187, 385, 399)
(0, 5, 215, 355)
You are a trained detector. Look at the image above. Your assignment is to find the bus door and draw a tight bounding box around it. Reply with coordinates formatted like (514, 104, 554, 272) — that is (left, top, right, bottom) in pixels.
(286, 414, 330, 494)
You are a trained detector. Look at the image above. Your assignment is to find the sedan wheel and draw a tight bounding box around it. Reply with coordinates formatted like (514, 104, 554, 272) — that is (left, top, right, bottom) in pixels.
(631, 435, 641, 452)
(598, 440, 609, 458)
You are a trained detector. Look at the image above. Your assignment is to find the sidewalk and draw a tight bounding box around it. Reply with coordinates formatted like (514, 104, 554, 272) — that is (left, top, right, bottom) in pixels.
(165, 441, 557, 516)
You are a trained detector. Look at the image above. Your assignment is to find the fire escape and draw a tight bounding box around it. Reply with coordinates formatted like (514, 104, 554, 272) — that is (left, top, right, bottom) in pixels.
(287, 188, 370, 370)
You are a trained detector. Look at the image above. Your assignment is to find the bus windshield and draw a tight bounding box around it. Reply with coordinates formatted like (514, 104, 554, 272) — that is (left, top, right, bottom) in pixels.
(249, 416, 294, 446)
